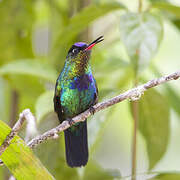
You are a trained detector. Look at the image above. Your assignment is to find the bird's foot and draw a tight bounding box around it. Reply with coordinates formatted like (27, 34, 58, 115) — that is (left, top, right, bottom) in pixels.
(89, 106, 96, 115)
(67, 118, 75, 126)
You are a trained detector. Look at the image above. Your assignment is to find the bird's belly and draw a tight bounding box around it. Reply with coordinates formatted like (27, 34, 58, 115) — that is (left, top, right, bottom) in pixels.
(60, 88, 96, 118)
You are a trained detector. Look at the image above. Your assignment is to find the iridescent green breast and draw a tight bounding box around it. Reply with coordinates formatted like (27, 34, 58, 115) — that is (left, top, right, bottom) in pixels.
(60, 73, 97, 118)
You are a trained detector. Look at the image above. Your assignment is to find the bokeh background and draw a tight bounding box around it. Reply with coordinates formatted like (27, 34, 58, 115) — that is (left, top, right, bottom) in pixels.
(0, 0, 180, 179)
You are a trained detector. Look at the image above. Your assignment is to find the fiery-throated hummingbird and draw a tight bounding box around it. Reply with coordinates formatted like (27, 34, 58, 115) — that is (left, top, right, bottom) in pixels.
(54, 36, 104, 167)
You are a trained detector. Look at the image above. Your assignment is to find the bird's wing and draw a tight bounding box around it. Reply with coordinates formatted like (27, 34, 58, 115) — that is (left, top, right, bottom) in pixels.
(54, 80, 64, 123)
(94, 78, 98, 104)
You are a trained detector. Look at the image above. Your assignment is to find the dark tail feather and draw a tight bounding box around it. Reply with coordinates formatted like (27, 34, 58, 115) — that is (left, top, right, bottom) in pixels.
(64, 120, 88, 167)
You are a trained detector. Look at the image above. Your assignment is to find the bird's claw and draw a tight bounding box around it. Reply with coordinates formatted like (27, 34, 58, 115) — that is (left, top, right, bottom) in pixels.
(89, 106, 95, 115)
(67, 118, 75, 126)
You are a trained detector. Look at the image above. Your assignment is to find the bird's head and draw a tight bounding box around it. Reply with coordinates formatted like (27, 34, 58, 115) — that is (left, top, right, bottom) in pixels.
(67, 36, 104, 62)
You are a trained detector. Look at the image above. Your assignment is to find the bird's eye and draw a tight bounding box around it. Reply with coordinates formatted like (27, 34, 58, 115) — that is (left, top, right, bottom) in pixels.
(72, 48, 78, 54)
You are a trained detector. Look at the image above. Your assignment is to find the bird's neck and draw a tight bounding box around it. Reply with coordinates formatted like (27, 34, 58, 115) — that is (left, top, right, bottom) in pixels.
(62, 59, 92, 79)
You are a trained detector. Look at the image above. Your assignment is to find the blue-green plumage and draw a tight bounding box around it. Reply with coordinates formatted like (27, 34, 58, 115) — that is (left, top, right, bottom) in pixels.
(54, 36, 103, 167)
(60, 73, 97, 117)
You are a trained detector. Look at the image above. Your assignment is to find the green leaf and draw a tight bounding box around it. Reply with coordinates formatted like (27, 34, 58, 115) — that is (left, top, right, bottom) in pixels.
(119, 12, 163, 73)
(35, 91, 54, 124)
(139, 89, 170, 169)
(150, 173, 180, 180)
(0, 60, 57, 83)
(56, 2, 125, 46)
(0, 120, 55, 180)
(152, 2, 180, 18)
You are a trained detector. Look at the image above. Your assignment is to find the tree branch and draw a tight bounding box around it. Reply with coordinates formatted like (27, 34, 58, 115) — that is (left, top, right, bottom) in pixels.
(0, 110, 26, 156)
(27, 70, 180, 148)
(0, 70, 180, 154)
(0, 109, 37, 165)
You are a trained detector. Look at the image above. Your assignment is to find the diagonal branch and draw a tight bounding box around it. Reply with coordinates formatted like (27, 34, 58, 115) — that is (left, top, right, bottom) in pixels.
(0, 110, 27, 156)
(27, 70, 180, 148)
(0, 70, 180, 154)
(0, 109, 37, 165)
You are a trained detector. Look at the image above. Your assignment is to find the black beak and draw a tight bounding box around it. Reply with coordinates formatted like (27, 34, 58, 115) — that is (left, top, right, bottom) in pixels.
(85, 36, 104, 51)
(88, 36, 104, 46)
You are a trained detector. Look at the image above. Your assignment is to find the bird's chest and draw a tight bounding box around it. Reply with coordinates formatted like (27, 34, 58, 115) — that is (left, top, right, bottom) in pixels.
(60, 74, 96, 117)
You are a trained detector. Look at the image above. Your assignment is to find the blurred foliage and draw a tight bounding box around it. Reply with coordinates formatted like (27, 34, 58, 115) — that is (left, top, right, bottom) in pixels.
(35, 90, 54, 124)
(0, 0, 34, 65)
(119, 12, 163, 73)
(0, 0, 180, 179)
(152, 2, 180, 18)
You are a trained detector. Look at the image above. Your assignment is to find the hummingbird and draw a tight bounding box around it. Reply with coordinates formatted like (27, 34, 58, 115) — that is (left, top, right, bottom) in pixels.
(54, 36, 104, 167)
